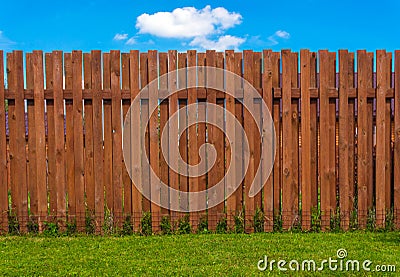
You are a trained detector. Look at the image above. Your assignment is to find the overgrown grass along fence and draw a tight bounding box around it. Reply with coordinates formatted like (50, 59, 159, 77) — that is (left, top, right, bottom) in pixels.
(0, 49, 399, 235)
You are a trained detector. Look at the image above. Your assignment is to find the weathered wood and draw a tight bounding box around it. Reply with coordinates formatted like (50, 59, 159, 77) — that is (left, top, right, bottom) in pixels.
(394, 50, 400, 229)
(0, 51, 8, 233)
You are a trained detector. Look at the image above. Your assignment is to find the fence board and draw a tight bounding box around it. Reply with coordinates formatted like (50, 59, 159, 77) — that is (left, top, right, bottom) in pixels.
(301, 49, 312, 230)
(253, 52, 262, 211)
(103, 53, 113, 214)
(72, 51, 85, 231)
(26, 53, 38, 221)
(52, 51, 66, 230)
(0, 51, 8, 233)
(395, 50, 400, 229)
(347, 53, 356, 216)
(129, 50, 141, 231)
(121, 53, 131, 221)
(83, 53, 95, 215)
(45, 53, 57, 217)
(148, 50, 160, 231)
(91, 50, 104, 233)
(64, 53, 75, 223)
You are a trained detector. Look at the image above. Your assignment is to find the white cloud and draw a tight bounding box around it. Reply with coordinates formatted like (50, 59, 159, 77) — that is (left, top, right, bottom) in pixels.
(268, 30, 290, 45)
(0, 31, 16, 49)
(190, 35, 245, 51)
(135, 5, 242, 39)
(113, 33, 128, 41)
(125, 37, 136, 45)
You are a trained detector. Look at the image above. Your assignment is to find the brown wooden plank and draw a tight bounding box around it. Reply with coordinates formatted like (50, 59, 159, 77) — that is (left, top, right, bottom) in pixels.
(91, 50, 103, 233)
(319, 50, 336, 230)
(291, 52, 300, 227)
(103, 53, 113, 215)
(253, 52, 262, 210)
(110, 50, 123, 228)
(13, 51, 28, 232)
(140, 53, 150, 213)
(32, 51, 47, 231)
(83, 53, 95, 216)
(187, 50, 199, 230)
(148, 50, 160, 232)
(310, 52, 319, 209)
(168, 50, 179, 222)
(129, 50, 142, 231)
(394, 50, 400, 229)
(376, 50, 390, 227)
(72, 51, 85, 231)
(45, 53, 57, 217)
(262, 50, 277, 231)
(300, 49, 312, 230)
(243, 50, 255, 232)
(328, 53, 337, 214)
(281, 50, 294, 230)
(0, 50, 8, 233)
(158, 52, 169, 217)
(26, 53, 38, 221)
(339, 50, 350, 230)
(367, 52, 374, 210)
(225, 50, 236, 229)
(121, 53, 132, 220)
(64, 53, 75, 223)
(347, 52, 356, 216)
(233, 52, 244, 217)
(357, 50, 370, 229)
(52, 51, 66, 230)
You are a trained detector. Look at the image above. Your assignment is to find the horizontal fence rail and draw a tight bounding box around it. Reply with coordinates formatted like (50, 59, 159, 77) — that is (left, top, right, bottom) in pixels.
(0, 49, 399, 234)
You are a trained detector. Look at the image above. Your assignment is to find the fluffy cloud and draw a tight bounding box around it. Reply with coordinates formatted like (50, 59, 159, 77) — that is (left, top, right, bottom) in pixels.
(125, 37, 136, 45)
(190, 35, 245, 51)
(136, 5, 242, 39)
(113, 33, 128, 41)
(0, 31, 16, 49)
(268, 30, 290, 45)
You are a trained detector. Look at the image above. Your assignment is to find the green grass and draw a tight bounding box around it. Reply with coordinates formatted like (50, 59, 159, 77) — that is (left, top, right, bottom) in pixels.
(0, 232, 399, 276)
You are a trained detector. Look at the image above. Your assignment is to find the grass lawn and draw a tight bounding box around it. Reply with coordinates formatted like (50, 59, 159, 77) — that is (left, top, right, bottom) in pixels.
(0, 232, 399, 276)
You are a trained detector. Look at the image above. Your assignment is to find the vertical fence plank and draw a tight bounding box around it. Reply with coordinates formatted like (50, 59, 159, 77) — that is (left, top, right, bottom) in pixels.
(347, 53, 356, 217)
(225, 50, 236, 229)
(187, 50, 198, 229)
(103, 53, 113, 215)
(281, 50, 293, 230)
(12, 51, 28, 232)
(121, 53, 132, 221)
(376, 50, 390, 227)
(339, 50, 350, 230)
(140, 53, 150, 214)
(45, 53, 57, 217)
(64, 53, 75, 223)
(328, 53, 337, 215)
(357, 50, 370, 229)
(110, 50, 123, 228)
(26, 53, 38, 223)
(72, 51, 85, 230)
(310, 52, 319, 208)
(148, 50, 161, 231)
(83, 53, 95, 216)
(243, 50, 256, 232)
(0, 51, 8, 233)
(301, 49, 312, 230)
(91, 50, 104, 233)
(129, 50, 141, 231)
(197, 52, 207, 226)
(52, 51, 66, 230)
(262, 50, 276, 231)
(233, 52, 244, 218)
(319, 50, 336, 230)
(366, 53, 374, 210)
(158, 52, 169, 217)
(395, 50, 400, 229)
(32, 51, 46, 231)
(168, 50, 179, 222)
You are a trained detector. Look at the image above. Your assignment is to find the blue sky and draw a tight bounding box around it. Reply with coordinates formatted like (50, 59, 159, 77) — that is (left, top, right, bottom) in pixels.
(0, 0, 399, 53)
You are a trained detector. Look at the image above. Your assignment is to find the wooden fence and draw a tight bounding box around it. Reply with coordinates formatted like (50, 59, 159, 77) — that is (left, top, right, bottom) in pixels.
(0, 49, 399, 234)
